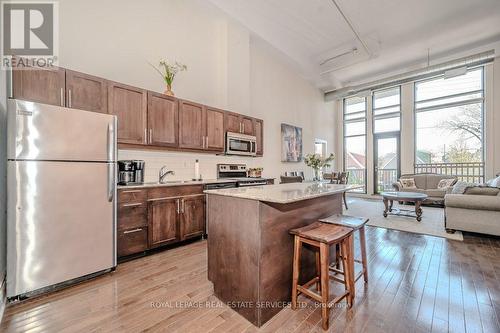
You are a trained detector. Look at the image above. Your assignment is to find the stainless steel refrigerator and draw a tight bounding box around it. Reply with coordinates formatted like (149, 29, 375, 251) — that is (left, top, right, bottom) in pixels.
(6, 99, 117, 299)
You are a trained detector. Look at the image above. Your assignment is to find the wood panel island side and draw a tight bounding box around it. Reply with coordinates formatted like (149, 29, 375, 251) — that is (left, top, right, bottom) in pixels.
(204, 182, 359, 327)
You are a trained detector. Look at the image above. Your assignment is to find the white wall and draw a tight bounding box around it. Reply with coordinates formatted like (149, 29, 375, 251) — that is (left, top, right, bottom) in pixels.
(249, 37, 335, 180)
(58, 0, 335, 181)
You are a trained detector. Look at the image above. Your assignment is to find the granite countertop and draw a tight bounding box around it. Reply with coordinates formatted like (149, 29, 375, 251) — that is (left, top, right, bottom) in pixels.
(117, 178, 275, 189)
(204, 182, 362, 204)
(117, 179, 237, 189)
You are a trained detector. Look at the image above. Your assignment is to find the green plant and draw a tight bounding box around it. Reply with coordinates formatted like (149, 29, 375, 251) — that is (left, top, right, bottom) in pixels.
(149, 59, 187, 88)
(304, 153, 335, 171)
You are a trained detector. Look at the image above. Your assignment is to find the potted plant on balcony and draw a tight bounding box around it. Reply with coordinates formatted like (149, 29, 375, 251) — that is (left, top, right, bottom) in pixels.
(304, 153, 335, 181)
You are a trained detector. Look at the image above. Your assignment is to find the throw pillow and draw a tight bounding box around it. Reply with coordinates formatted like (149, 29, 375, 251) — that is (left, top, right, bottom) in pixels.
(437, 178, 456, 189)
(464, 186, 500, 196)
(486, 176, 500, 188)
(451, 181, 477, 194)
(400, 178, 417, 189)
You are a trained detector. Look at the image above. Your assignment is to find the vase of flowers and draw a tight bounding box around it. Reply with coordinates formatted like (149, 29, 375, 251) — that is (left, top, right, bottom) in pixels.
(304, 153, 335, 181)
(150, 59, 187, 96)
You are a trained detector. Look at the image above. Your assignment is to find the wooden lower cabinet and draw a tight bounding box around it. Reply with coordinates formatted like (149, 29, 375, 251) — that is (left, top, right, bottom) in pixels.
(117, 186, 206, 259)
(148, 198, 180, 248)
(117, 189, 148, 257)
(117, 228, 148, 257)
(180, 195, 205, 240)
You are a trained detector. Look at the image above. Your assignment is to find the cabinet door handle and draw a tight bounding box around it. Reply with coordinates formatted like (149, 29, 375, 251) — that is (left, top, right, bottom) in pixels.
(123, 228, 143, 234)
(144, 128, 147, 144)
(176, 199, 180, 214)
(239, 123, 242, 133)
(181, 199, 185, 213)
(122, 203, 142, 207)
(122, 190, 142, 194)
(68, 89, 72, 108)
(60, 88, 64, 106)
(205, 136, 209, 148)
(242, 123, 245, 133)
(149, 128, 153, 143)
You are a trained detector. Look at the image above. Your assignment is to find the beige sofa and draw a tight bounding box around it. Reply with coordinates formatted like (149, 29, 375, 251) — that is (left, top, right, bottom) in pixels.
(392, 173, 457, 205)
(445, 192, 500, 236)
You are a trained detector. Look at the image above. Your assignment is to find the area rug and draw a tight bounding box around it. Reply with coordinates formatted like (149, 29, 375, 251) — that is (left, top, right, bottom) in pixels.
(344, 197, 463, 241)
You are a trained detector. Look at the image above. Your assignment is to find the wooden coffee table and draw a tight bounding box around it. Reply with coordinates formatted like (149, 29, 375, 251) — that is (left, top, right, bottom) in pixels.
(381, 191, 428, 222)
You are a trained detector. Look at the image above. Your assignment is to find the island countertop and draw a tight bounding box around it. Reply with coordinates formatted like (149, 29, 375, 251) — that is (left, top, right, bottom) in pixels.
(204, 182, 360, 204)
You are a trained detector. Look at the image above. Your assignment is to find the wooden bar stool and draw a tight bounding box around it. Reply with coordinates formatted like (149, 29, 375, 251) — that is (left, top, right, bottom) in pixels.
(319, 214, 369, 284)
(289, 222, 355, 330)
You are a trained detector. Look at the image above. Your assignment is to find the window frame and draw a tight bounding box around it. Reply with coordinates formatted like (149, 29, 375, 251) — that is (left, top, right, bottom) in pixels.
(372, 86, 402, 135)
(343, 96, 367, 193)
(413, 67, 485, 166)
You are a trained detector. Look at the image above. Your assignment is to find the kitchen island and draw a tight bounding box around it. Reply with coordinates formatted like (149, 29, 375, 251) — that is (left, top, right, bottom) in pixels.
(205, 182, 359, 326)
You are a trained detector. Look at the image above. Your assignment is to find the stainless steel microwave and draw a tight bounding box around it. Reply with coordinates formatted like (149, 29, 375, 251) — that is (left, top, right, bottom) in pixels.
(226, 132, 257, 156)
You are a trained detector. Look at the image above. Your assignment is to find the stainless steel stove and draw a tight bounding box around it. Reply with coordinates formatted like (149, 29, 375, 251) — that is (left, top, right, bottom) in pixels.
(217, 164, 268, 187)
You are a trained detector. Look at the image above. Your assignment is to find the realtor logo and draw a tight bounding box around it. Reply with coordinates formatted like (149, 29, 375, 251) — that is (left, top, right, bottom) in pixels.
(1, 1, 58, 69)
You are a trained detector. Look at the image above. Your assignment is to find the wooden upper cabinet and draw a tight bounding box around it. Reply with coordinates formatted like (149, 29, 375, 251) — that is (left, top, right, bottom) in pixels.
(205, 107, 225, 151)
(148, 198, 180, 248)
(12, 66, 66, 106)
(225, 112, 241, 133)
(255, 119, 263, 156)
(224, 112, 256, 136)
(147, 92, 178, 147)
(65, 70, 107, 113)
(108, 82, 147, 145)
(180, 195, 205, 240)
(241, 116, 255, 136)
(178, 100, 204, 149)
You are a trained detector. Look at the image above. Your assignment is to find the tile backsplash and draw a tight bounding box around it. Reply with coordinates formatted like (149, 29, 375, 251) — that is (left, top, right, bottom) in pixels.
(118, 149, 264, 182)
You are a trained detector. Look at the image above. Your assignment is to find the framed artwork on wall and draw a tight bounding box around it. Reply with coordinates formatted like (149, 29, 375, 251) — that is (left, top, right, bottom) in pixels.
(281, 123, 303, 162)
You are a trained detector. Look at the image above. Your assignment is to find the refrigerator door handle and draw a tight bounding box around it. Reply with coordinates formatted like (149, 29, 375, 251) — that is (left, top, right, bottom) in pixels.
(107, 123, 115, 162)
(107, 121, 116, 203)
(108, 163, 115, 202)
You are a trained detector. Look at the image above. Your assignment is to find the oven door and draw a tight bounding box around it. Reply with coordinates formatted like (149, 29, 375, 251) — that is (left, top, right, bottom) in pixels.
(226, 133, 257, 156)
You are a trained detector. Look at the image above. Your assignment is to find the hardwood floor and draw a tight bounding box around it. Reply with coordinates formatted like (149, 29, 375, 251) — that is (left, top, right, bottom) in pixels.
(2, 227, 500, 332)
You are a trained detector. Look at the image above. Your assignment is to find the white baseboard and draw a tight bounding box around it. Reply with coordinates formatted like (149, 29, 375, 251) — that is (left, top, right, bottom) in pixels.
(0, 273, 5, 326)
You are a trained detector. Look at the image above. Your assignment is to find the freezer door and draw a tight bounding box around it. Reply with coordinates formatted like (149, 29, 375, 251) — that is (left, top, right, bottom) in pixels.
(7, 99, 117, 162)
(7, 160, 116, 298)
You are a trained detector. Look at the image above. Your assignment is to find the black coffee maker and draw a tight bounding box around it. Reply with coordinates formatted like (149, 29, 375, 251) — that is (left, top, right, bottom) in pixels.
(118, 160, 145, 185)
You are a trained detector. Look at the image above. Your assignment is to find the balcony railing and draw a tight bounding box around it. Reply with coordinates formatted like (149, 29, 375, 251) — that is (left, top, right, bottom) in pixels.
(414, 162, 484, 183)
(376, 168, 398, 192)
(346, 168, 366, 192)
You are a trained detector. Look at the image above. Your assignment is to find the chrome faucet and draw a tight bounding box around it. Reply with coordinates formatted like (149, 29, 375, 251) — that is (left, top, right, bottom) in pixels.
(159, 166, 175, 183)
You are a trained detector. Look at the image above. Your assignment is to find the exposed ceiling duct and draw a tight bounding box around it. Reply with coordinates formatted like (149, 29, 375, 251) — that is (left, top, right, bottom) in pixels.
(324, 50, 495, 101)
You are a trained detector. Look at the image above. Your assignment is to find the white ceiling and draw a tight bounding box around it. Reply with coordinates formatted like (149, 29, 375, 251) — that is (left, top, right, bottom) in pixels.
(209, 0, 500, 92)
